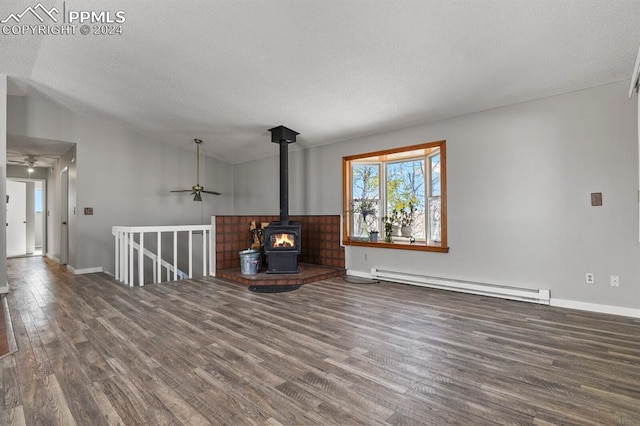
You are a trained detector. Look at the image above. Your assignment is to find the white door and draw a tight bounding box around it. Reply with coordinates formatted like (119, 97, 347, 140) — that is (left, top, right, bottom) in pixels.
(60, 168, 69, 264)
(6, 180, 27, 257)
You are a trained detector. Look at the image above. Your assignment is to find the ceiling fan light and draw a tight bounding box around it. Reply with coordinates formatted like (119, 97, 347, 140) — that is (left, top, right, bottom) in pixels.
(27, 167, 34, 173)
(193, 192, 202, 202)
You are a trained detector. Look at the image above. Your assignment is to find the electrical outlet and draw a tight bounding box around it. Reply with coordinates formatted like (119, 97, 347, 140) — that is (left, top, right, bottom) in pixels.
(610, 275, 619, 287)
(585, 273, 595, 284)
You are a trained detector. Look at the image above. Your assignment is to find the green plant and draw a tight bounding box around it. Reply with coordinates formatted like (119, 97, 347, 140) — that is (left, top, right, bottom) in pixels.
(383, 209, 402, 227)
(383, 221, 393, 242)
(382, 204, 415, 227)
(398, 203, 416, 227)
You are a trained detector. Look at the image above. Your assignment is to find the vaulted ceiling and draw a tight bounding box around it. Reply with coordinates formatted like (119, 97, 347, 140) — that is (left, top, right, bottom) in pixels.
(1, 1, 639, 164)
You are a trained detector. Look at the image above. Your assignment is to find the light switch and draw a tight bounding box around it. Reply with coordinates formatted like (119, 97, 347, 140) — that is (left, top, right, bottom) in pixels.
(591, 192, 602, 206)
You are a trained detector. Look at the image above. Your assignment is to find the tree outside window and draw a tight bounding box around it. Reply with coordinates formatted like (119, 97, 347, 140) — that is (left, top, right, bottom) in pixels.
(351, 163, 380, 236)
(387, 159, 425, 238)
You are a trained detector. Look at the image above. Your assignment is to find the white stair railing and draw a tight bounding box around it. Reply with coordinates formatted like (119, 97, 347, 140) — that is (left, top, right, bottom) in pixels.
(129, 239, 188, 282)
(112, 224, 213, 286)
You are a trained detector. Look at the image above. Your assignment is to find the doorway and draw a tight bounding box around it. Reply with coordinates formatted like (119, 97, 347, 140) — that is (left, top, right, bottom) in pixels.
(5, 178, 46, 258)
(6, 180, 26, 257)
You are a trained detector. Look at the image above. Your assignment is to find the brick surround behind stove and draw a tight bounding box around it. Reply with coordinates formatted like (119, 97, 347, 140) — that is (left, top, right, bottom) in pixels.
(215, 215, 345, 272)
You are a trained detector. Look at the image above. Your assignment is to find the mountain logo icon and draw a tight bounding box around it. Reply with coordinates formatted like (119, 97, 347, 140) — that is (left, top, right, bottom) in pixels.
(1, 3, 59, 24)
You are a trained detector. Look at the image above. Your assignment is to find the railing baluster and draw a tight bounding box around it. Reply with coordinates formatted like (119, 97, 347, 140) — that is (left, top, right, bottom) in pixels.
(188, 231, 193, 279)
(114, 233, 120, 281)
(173, 231, 178, 281)
(129, 232, 134, 286)
(202, 230, 207, 276)
(122, 233, 127, 285)
(124, 232, 128, 285)
(139, 232, 145, 286)
(157, 231, 162, 284)
(119, 232, 123, 284)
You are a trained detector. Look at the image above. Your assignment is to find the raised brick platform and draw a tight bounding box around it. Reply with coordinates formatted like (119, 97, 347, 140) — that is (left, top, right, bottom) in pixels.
(216, 263, 345, 287)
(214, 215, 345, 290)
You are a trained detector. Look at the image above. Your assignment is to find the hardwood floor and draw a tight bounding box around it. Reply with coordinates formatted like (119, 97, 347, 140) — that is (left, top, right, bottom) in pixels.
(2, 256, 639, 425)
(0, 295, 9, 357)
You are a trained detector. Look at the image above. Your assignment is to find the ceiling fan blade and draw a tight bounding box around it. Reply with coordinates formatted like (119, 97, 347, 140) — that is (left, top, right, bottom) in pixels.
(170, 189, 193, 193)
(201, 190, 221, 195)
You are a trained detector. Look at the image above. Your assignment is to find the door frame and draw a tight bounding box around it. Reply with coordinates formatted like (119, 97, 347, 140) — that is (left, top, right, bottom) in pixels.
(60, 167, 69, 265)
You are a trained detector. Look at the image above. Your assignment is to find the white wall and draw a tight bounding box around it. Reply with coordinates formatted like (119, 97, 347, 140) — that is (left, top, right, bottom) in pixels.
(234, 82, 640, 310)
(8, 92, 234, 273)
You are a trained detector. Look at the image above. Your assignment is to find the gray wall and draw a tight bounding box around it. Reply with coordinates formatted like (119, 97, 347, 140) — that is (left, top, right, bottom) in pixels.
(48, 146, 77, 265)
(7, 91, 234, 273)
(0, 75, 6, 290)
(6, 81, 638, 310)
(234, 82, 640, 310)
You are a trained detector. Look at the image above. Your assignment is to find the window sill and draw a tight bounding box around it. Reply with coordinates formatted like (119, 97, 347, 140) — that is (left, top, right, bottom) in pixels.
(342, 237, 449, 253)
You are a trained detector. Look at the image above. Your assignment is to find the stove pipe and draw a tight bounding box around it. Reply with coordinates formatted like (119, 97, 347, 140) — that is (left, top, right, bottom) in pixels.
(269, 126, 299, 225)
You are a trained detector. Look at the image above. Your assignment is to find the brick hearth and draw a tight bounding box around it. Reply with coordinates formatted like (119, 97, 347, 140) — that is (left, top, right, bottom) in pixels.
(214, 215, 345, 286)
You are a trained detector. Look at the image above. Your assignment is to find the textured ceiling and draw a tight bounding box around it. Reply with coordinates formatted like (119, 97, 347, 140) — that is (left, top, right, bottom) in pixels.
(1, 0, 639, 164)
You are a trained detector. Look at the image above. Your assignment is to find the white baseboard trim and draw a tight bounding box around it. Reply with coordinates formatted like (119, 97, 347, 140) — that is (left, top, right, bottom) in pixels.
(551, 298, 640, 318)
(347, 269, 374, 279)
(350, 267, 639, 318)
(67, 266, 104, 275)
(46, 253, 60, 263)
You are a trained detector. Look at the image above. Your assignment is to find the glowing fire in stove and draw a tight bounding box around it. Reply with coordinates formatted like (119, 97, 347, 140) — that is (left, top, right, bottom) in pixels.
(272, 233, 295, 248)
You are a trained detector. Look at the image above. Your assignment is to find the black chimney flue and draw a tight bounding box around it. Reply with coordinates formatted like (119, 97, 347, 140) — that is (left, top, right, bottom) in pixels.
(269, 126, 299, 225)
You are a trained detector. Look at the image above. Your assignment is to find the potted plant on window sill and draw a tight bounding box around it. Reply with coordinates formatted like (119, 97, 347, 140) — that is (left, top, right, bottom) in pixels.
(381, 216, 394, 242)
(399, 203, 415, 237)
(351, 198, 378, 241)
(384, 209, 402, 237)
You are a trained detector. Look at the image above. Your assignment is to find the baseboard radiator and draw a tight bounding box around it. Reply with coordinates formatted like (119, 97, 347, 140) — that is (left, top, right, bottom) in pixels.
(370, 268, 550, 305)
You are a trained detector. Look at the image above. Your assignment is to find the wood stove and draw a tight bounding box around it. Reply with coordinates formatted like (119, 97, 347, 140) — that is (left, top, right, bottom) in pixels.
(263, 223, 301, 274)
(263, 125, 302, 274)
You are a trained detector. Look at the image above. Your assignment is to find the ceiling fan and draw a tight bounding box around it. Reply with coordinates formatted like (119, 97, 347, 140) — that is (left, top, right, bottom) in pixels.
(8, 155, 39, 171)
(170, 139, 221, 201)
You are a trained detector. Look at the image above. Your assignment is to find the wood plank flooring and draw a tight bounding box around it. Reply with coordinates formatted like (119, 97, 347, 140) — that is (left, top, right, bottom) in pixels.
(2, 256, 639, 425)
(0, 295, 9, 357)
